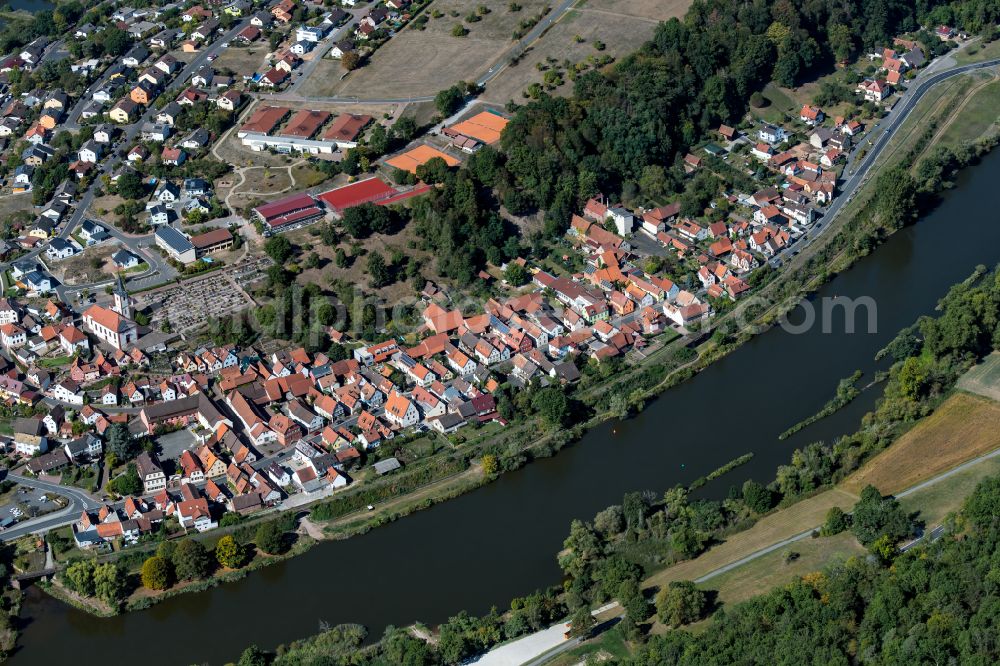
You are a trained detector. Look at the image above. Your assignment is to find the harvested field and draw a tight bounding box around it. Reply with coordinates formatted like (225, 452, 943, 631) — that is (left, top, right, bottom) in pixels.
(957, 351, 1000, 401)
(579, 0, 690, 21)
(843, 392, 1000, 495)
(481, 8, 660, 103)
(0, 192, 32, 220)
(302, 0, 552, 99)
(481, 0, 689, 103)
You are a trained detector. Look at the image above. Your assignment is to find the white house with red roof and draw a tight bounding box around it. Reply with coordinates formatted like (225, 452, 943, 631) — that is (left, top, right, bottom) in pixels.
(82, 304, 138, 350)
(384, 390, 419, 428)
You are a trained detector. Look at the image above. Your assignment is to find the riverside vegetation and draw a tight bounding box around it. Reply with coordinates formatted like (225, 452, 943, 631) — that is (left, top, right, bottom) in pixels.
(28, 0, 1000, 645)
(229, 259, 1000, 664)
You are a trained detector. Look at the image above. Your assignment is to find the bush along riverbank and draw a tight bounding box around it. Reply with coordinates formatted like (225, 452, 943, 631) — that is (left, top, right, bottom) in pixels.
(229, 261, 1000, 666)
(50, 514, 312, 614)
(778, 370, 864, 440)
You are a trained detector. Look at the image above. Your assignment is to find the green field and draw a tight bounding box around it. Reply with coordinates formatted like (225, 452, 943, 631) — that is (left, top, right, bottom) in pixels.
(957, 351, 1000, 401)
(754, 83, 796, 125)
(699, 531, 865, 607)
(955, 37, 1000, 64)
(900, 455, 1000, 527)
(937, 76, 1000, 147)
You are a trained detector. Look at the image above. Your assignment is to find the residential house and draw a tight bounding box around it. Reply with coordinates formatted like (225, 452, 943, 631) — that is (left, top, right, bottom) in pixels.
(136, 451, 167, 493)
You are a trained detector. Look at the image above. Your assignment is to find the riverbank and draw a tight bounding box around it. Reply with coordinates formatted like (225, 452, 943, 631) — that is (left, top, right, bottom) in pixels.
(465, 259, 1000, 663)
(13, 49, 1000, 666)
(28, 62, 1000, 620)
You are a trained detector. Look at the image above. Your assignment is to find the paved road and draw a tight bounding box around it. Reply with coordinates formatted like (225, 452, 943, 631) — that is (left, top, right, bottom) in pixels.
(469, 603, 618, 666)
(1, 20, 257, 299)
(770, 53, 1000, 267)
(692, 444, 1000, 584)
(0, 473, 102, 542)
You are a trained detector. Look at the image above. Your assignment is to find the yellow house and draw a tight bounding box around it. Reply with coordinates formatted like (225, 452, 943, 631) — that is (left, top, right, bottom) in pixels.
(28, 226, 50, 240)
(181, 40, 199, 53)
(109, 107, 130, 123)
(109, 98, 138, 124)
(38, 114, 58, 130)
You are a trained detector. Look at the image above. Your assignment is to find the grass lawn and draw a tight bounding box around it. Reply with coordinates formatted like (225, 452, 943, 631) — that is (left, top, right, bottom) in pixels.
(395, 433, 446, 460)
(61, 465, 100, 493)
(842, 392, 1000, 496)
(290, 163, 329, 189)
(954, 37, 1000, 64)
(642, 486, 859, 592)
(547, 624, 632, 665)
(936, 74, 1000, 147)
(124, 261, 151, 274)
(863, 74, 971, 174)
(38, 354, 75, 368)
(771, 68, 854, 119)
(753, 83, 796, 125)
(699, 531, 865, 607)
(899, 455, 1000, 527)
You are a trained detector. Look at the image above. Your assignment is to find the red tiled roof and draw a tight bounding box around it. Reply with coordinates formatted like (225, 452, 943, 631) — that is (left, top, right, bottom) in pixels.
(318, 177, 396, 211)
(253, 193, 322, 227)
(280, 109, 330, 138)
(240, 105, 288, 135)
(322, 113, 373, 142)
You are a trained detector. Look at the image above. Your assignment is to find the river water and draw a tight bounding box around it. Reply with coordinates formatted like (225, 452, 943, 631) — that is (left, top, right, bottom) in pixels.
(2, 0, 52, 18)
(11, 151, 1000, 664)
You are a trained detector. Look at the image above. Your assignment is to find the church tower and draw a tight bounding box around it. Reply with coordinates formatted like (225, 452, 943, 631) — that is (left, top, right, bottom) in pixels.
(113, 274, 132, 320)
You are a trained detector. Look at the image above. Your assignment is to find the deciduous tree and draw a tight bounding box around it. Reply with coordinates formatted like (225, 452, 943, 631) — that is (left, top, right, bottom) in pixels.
(173, 539, 212, 580)
(215, 535, 247, 569)
(655, 580, 707, 627)
(141, 555, 173, 590)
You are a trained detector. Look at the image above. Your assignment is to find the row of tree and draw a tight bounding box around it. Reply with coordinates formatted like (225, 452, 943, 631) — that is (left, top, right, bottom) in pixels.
(625, 472, 1000, 664)
(495, 0, 952, 233)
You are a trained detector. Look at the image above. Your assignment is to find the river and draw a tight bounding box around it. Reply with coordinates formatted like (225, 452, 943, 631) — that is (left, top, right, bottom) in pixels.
(1, 0, 52, 18)
(11, 150, 1000, 664)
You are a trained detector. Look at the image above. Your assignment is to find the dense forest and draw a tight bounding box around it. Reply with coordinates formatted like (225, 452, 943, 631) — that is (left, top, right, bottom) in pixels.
(494, 0, 1000, 232)
(624, 473, 1000, 665)
(552, 264, 1000, 629)
(405, 0, 1000, 284)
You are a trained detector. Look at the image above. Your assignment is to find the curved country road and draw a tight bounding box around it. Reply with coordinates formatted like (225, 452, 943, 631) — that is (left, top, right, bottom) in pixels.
(0, 473, 102, 542)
